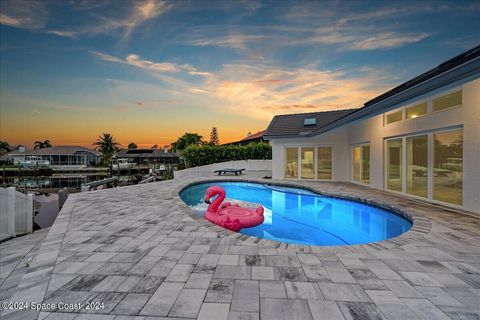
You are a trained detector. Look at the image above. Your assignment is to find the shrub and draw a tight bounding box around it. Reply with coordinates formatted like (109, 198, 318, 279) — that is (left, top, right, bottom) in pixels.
(181, 142, 272, 168)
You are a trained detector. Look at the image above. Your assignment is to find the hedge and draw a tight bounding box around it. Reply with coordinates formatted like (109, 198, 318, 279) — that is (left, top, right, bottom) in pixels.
(181, 142, 272, 168)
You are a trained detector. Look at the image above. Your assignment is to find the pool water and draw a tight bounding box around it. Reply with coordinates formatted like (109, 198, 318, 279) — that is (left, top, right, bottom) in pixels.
(180, 182, 412, 246)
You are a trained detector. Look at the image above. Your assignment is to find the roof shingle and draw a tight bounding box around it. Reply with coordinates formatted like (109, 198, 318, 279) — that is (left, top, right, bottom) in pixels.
(264, 109, 358, 138)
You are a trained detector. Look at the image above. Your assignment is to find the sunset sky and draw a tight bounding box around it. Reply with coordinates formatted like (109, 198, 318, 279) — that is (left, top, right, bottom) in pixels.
(1, 0, 479, 149)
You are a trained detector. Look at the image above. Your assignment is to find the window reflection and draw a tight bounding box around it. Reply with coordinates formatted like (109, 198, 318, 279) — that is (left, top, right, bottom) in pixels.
(301, 147, 314, 179)
(386, 139, 402, 191)
(353, 146, 361, 181)
(406, 135, 428, 198)
(434, 130, 463, 205)
(361, 145, 370, 183)
(317, 147, 332, 180)
(285, 148, 298, 178)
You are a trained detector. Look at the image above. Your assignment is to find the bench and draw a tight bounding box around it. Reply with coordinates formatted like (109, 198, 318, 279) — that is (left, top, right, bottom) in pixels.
(214, 168, 246, 176)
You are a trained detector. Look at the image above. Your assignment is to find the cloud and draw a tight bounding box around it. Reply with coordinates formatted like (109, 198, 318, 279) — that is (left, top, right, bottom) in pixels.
(48, 0, 171, 39)
(92, 51, 211, 77)
(96, 58, 392, 121)
(0, 0, 49, 29)
(183, 24, 430, 56)
(187, 34, 264, 50)
(200, 63, 395, 120)
(349, 32, 431, 50)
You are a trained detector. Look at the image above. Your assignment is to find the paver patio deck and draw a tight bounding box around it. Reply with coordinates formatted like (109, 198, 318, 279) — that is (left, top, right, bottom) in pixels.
(1, 171, 479, 320)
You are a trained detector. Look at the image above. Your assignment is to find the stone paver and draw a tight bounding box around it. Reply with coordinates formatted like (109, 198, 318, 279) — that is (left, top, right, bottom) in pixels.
(1, 171, 480, 319)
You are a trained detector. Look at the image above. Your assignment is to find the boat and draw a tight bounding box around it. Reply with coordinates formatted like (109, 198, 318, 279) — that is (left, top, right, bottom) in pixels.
(18, 156, 50, 168)
(112, 158, 134, 170)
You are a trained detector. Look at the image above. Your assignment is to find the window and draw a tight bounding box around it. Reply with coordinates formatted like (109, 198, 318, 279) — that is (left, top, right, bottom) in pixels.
(285, 148, 298, 179)
(386, 139, 402, 191)
(406, 135, 428, 198)
(432, 90, 462, 112)
(301, 147, 315, 179)
(386, 110, 402, 124)
(433, 129, 463, 205)
(406, 102, 427, 119)
(317, 147, 332, 180)
(353, 144, 370, 183)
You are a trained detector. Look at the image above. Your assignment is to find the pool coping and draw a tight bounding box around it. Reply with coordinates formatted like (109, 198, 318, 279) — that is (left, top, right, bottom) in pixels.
(171, 178, 432, 251)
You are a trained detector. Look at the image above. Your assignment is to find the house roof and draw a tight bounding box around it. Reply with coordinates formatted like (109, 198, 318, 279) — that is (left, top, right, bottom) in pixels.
(8, 146, 99, 156)
(264, 109, 358, 138)
(241, 130, 266, 142)
(264, 45, 480, 139)
(115, 149, 179, 158)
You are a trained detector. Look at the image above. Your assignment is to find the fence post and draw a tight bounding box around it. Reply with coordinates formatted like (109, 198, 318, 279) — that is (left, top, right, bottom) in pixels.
(26, 193, 33, 233)
(7, 187, 16, 237)
(59, 187, 69, 209)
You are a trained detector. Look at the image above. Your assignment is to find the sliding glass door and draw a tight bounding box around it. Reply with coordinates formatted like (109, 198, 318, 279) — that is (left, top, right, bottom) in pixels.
(384, 129, 463, 206)
(285, 146, 333, 180)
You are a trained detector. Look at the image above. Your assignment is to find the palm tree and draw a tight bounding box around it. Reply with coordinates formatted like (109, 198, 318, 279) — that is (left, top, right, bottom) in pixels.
(93, 133, 120, 165)
(0, 141, 10, 154)
(128, 142, 138, 150)
(171, 133, 204, 152)
(34, 140, 52, 149)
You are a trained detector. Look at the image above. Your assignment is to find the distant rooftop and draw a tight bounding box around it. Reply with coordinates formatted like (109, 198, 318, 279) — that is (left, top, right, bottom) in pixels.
(116, 148, 178, 158)
(241, 130, 266, 142)
(8, 145, 99, 156)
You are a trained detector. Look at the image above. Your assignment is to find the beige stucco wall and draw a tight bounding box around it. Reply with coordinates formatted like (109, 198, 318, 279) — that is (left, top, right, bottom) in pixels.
(270, 76, 480, 213)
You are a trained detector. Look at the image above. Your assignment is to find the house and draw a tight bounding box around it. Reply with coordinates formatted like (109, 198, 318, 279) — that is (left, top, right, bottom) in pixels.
(264, 45, 480, 214)
(4, 146, 100, 167)
(114, 148, 179, 165)
(224, 130, 267, 145)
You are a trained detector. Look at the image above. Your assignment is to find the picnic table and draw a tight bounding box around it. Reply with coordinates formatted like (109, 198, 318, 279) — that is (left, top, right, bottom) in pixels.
(214, 168, 246, 176)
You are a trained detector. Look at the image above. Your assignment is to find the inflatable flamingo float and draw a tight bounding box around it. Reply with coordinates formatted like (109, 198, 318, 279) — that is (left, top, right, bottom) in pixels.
(203, 186, 264, 232)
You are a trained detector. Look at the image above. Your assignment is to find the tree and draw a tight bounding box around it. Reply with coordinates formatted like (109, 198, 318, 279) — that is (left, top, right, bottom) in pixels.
(209, 127, 219, 145)
(0, 141, 10, 154)
(128, 142, 137, 150)
(93, 133, 120, 165)
(34, 140, 52, 149)
(171, 133, 204, 152)
(151, 144, 158, 149)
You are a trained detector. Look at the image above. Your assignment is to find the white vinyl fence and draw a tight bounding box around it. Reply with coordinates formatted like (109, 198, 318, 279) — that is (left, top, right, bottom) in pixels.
(0, 187, 33, 241)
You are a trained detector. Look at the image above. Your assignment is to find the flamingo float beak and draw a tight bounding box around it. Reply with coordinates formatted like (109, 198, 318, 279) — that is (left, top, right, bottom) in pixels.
(204, 194, 211, 204)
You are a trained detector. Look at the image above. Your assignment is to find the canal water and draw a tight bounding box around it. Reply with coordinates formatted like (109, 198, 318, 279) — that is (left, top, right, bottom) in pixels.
(1, 174, 147, 230)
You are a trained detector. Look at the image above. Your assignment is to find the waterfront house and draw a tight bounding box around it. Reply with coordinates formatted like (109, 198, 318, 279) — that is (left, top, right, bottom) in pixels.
(114, 148, 179, 165)
(5, 146, 100, 167)
(264, 45, 480, 214)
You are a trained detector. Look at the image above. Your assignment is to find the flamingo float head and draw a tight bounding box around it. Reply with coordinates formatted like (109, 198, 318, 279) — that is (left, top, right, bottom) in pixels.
(204, 185, 225, 204)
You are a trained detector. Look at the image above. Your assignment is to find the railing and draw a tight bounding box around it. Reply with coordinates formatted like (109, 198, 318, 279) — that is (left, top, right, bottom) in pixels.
(80, 177, 118, 192)
(0, 187, 33, 241)
(138, 175, 157, 184)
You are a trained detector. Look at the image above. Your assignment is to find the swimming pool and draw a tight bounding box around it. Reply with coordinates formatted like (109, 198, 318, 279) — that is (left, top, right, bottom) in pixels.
(180, 182, 412, 246)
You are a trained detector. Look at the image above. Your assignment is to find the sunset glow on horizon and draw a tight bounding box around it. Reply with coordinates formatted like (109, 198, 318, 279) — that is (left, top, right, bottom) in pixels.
(1, 0, 479, 149)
